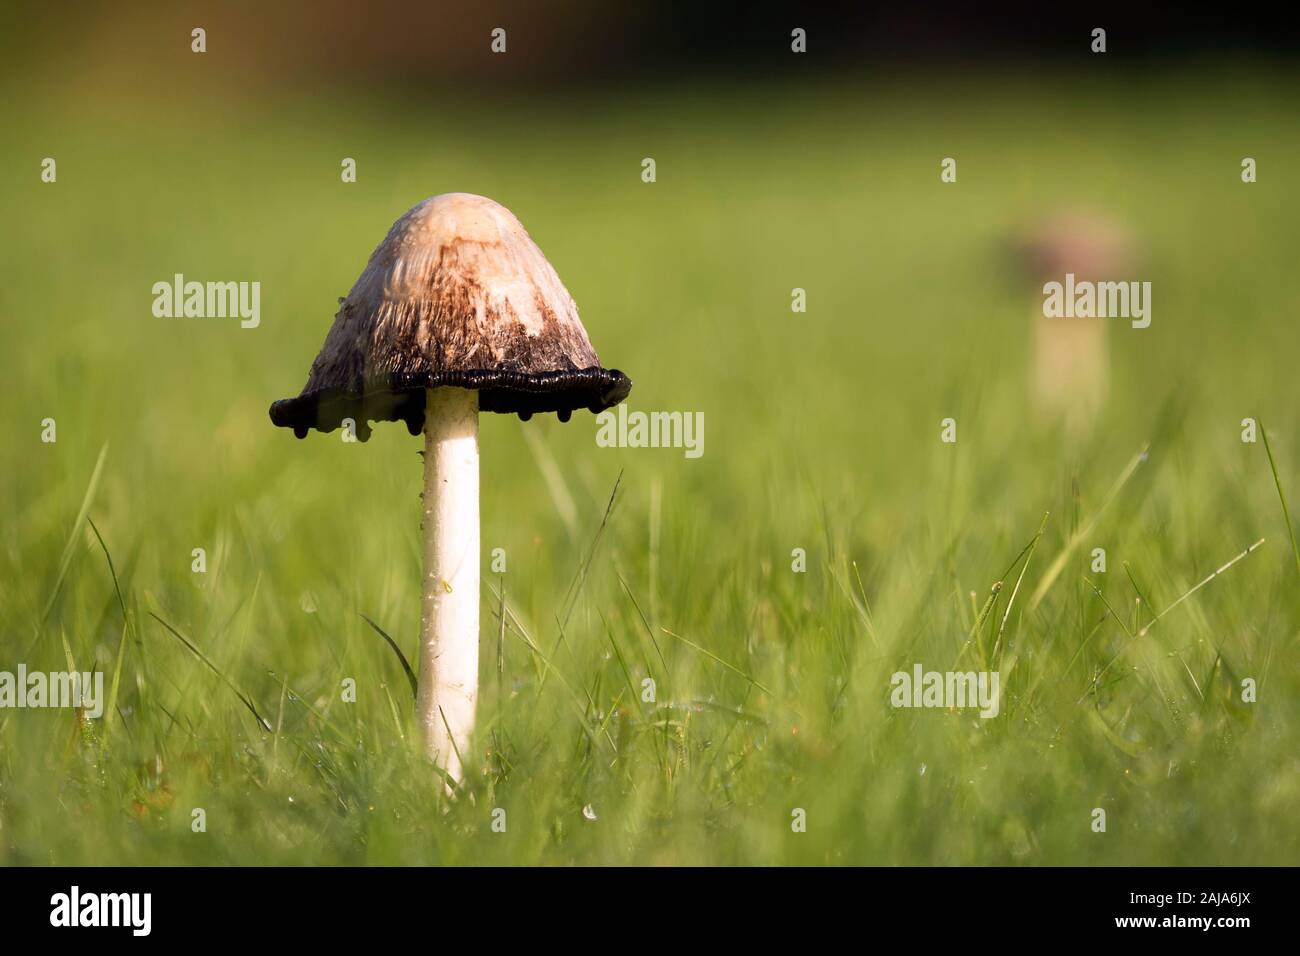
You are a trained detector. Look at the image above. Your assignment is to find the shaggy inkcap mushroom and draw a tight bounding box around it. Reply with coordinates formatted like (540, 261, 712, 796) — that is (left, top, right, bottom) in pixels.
(270, 193, 631, 783)
(270, 192, 631, 439)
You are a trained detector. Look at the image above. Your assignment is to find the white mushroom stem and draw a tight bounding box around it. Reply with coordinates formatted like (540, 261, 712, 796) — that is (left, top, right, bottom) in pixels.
(416, 386, 480, 782)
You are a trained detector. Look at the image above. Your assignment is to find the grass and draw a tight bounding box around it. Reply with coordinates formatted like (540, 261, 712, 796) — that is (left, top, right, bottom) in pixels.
(1, 65, 1298, 865)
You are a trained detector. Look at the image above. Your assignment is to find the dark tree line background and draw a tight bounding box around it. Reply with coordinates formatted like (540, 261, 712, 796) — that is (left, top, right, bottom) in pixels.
(3, 2, 1295, 94)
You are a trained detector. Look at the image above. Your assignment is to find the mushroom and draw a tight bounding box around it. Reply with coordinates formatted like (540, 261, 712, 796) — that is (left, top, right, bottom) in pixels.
(269, 193, 631, 781)
(1013, 208, 1134, 436)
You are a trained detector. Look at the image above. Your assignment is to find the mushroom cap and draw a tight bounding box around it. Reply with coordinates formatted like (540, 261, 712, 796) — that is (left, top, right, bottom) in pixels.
(269, 193, 631, 438)
(1013, 209, 1135, 282)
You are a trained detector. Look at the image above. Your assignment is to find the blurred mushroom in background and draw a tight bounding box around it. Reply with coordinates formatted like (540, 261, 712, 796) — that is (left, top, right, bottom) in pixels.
(1013, 209, 1136, 437)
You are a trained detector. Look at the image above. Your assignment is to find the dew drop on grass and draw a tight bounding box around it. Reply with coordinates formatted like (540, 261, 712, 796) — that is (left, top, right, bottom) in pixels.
(582, 804, 597, 821)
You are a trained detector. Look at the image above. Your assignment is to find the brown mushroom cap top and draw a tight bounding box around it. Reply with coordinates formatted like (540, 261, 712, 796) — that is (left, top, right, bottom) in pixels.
(1014, 209, 1135, 282)
(270, 193, 631, 439)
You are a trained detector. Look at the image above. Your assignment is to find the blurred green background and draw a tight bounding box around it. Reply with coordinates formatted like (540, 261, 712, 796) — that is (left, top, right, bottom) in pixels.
(1, 5, 1297, 865)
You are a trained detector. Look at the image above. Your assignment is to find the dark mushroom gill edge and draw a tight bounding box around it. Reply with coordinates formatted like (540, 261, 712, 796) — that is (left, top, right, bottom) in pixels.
(269, 366, 632, 441)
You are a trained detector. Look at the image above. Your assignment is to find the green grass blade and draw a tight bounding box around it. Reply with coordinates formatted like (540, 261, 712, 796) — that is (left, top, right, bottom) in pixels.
(148, 610, 272, 732)
(40, 442, 108, 624)
(1259, 418, 1300, 583)
(360, 613, 418, 700)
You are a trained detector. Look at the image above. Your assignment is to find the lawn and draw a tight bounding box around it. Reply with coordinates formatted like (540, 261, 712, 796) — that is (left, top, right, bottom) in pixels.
(1, 65, 1297, 865)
